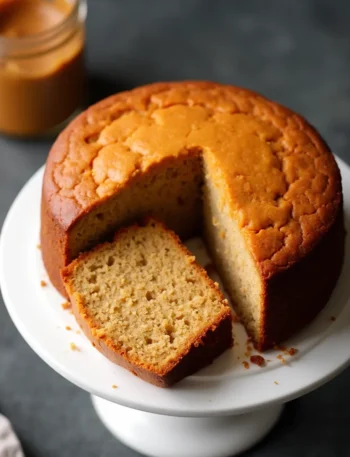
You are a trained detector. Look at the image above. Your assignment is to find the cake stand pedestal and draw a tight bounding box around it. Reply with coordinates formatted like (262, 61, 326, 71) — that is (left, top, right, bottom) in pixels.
(92, 396, 283, 457)
(1, 160, 350, 457)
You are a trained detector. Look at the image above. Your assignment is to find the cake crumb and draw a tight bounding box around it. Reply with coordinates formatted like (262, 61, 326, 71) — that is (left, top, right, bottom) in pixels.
(274, 381, 279, 385)
(65, 326, 72, 331)
(277, 354, 286, 364)
(246, 346, 253, 357)
(76, 330, 81, 335)
(112, 384, 118, 389)
(330, 316, 336, 322)
(61, 301, 71, 310)
(250, 355, 266, 367)
(36, 244, 41, 249)
(244, 346, 252, 357)
(70, 342, 79, 351)
(288, 348, 298, 356)
(40, 280, 47, 287)
(242, 361, 250, 369)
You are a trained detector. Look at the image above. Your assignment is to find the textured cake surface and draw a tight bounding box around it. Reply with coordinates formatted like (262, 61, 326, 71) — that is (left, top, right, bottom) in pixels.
(41, 81, 344, 350)
(61, 219, 233, 386)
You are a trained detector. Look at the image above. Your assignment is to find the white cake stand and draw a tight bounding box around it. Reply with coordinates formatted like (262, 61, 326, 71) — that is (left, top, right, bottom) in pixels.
(1, 158, 350, 457)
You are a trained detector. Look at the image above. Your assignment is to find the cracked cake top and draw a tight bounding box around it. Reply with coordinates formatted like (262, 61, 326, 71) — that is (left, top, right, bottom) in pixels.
(43, 81, 342, 279)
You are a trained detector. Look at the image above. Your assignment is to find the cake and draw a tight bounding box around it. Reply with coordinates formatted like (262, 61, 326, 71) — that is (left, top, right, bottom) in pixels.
(41, 81, 345, 351)
(61, 218, 233, 386)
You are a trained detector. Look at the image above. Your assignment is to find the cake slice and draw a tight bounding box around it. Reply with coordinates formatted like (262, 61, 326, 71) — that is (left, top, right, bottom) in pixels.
(61, 218, 233, 387)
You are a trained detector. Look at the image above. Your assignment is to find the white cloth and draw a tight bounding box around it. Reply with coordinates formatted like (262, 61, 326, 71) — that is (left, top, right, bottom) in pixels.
(0, 415, 24, 457)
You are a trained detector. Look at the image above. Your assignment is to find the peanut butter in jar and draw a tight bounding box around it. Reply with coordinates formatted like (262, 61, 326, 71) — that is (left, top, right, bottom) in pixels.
(0, 0, 87, 136)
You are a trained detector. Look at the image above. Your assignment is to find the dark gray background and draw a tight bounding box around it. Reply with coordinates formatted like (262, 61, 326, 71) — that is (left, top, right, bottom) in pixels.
(1, 0, 350, 456)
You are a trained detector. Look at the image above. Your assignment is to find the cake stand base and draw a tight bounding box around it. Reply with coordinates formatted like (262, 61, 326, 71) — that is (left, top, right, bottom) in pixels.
(92, 395, 283, 457)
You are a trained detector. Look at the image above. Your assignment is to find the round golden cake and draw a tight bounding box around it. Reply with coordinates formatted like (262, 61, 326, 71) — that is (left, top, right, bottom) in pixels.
(41, 81, 344, 350)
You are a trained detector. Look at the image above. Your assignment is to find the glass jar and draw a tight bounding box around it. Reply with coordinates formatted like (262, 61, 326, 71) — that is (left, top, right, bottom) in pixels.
(0, 0, 87, 137)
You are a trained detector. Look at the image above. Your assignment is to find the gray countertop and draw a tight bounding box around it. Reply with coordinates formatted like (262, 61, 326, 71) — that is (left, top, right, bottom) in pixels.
(1, 1, 350, 456)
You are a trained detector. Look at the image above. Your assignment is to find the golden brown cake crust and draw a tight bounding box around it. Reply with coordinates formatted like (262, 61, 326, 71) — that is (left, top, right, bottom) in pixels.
(41, 81, 344, 350)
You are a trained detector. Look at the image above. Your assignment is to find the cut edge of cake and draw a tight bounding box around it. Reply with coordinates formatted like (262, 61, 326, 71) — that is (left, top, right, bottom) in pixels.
(61, 218, 233, 387)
